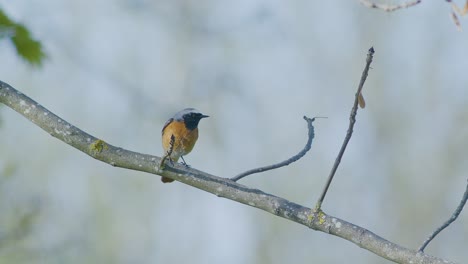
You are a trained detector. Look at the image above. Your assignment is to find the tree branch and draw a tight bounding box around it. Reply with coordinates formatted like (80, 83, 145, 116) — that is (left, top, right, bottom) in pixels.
(315, 47, 374, 210)
(360, 0, 468, 31)
(0, 80, 457, 264)
(359, 0, 422, 12)
(418, 179, 468, 252)
(231, 116, 318, 182)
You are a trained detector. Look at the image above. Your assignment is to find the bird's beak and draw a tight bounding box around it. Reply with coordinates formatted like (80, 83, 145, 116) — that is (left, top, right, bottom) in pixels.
(201, 114, 209, 119)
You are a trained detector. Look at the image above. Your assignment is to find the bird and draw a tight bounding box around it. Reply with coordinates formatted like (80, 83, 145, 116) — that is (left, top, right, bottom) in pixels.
(160, 108, 209, 183)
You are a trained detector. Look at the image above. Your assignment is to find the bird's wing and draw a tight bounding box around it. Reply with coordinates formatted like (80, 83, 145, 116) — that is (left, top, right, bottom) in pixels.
(161, 118, 174, 135)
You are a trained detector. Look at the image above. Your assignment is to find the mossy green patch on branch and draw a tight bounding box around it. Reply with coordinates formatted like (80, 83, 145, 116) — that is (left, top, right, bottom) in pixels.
(89, 139, 108, 155)
(307, 208, 329, 225)
(318, 211, 326, 225)
(307, 211, 315, 223)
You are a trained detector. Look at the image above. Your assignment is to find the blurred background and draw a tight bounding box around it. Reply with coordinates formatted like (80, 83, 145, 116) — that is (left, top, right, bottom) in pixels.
(1, 0, 467, 263)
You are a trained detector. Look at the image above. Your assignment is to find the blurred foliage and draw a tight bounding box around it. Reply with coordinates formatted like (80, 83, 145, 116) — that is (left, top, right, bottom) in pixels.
(0, 8, 45, 66)
(0, 162, 17, 182)
(0, 162, 41, 262)
(0, 205, 40, 249)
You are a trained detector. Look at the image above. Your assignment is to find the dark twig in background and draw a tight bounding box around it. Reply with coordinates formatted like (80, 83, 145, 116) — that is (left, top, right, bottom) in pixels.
(231, 116, 318, 182)
(315, 47, 375, 211)
(361, 0, 468, 30)
(359, 0, 421, 12)
(418, 179, 468, 252)
(448, 0, 468, 31)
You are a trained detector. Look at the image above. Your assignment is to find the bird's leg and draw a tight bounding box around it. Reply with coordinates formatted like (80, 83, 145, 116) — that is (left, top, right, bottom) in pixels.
(180, 156, 190, 168)
(167, 156, 175, 166)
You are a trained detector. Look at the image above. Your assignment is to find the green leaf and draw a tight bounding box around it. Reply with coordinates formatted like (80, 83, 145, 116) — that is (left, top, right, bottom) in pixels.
(11, 23, 46, 66)
(0, 8, 46, 66)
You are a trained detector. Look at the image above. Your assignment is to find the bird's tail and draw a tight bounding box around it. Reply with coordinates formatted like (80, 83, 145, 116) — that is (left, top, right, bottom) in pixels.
(161, 177, 174, 183)
(161, 156, 179, 183)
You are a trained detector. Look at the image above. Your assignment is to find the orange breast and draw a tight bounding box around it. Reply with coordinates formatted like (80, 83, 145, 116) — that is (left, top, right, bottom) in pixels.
(162, 120, 199, 161)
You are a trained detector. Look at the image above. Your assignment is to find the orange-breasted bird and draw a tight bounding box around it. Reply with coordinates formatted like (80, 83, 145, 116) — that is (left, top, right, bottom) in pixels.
(160, 108, 209, 183)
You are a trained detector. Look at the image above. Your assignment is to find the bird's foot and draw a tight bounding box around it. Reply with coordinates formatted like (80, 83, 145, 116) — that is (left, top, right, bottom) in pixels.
(180, 156, 191, 168)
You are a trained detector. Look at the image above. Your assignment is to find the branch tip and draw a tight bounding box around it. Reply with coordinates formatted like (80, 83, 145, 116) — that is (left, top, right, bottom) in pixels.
(231, 115, 317, 182)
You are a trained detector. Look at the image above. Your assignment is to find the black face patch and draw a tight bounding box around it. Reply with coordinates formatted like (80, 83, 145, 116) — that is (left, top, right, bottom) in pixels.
(183, 113, 203, 130)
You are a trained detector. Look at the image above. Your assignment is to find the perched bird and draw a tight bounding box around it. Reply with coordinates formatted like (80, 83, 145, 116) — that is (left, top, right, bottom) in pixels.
(160, 108, 209, 183)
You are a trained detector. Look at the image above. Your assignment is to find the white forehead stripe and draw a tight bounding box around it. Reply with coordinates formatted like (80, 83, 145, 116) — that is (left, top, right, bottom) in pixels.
(173, 108, 201, 120)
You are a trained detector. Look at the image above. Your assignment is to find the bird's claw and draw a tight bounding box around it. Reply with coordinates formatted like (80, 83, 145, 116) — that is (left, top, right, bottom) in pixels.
(180, 156, 190, 168)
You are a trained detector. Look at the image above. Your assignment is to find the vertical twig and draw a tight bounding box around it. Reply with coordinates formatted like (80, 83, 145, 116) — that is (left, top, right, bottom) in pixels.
(314, 47, 375, 211)
(159, 134, 175, 168)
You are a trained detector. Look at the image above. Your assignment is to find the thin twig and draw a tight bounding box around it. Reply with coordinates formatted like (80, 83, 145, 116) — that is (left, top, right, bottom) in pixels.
(418, 179, 468, 252)
(159, 134, 175, 169)
(361, 0, 468, 30)
(360, 0, 421, 12)
(448, 0, 466, 32)
(449, 0, 468, 16)
(230, 116, 319, 182)
(447, 0, 468, 31)
(450, 11, 462, 31)
(315, 47, 375, 211)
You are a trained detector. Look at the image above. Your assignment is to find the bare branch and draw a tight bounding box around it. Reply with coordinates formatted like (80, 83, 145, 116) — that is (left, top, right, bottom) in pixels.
(447, 0, 468, 30)
(449, 0, 468, 16)
(418, 179, 468, 252)
(315, 47, 375, 210)
(0, 80, 456, 263)
(231, 116, 318, 182)
(361, 0, 468, 30)
(450, 10, 462, 31)
(360, 0, 421, 12)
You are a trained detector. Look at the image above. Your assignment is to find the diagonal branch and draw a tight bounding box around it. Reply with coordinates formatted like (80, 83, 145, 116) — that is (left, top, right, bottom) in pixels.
(231, 116, 318, 182)
(418, 179, 468, 252)
(315, 47, 375, 210)
(0, 80, 456, 264)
